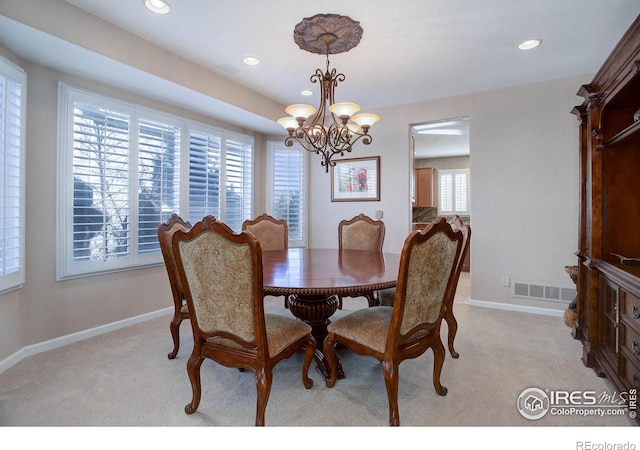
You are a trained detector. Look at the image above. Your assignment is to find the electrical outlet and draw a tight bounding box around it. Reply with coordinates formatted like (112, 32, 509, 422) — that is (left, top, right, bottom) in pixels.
(375, 210, 383, 219)
(502, 277, 511, 287)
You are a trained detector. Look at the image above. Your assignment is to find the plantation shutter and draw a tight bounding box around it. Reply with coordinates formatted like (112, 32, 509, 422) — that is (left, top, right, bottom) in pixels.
(72, 102, 131, 262)
(439, 172, 453, 213)
(455, 172, 468, 212)
(188, 130, 222, 223)
(272, 147, 305, 242)
(439, 169, 469, 215)
(0, 59, 25, 292)
(138, 117, 181, 254)
(224, 138, 253, 231)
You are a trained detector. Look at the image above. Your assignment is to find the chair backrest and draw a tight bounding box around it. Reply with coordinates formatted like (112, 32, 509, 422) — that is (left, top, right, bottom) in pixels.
(242, 213, 288, 251)
(390, 217, 463, 343)
(338, 213, 385, 251)
(173, 215, 267, 353)
(447, 215, 471, 298)
(158, 213, 193, 303)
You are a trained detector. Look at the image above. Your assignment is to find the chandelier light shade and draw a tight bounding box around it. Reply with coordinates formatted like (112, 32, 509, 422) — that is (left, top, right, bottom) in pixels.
(278, 14, 380, 172)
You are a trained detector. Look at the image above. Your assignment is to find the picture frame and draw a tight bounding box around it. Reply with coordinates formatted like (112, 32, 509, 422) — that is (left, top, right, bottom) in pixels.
(331, 156, 380, 202)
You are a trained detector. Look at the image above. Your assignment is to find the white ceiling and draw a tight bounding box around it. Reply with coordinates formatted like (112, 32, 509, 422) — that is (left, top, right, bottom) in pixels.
(413, 117, 470, 159)
(2, 1, 640, 139)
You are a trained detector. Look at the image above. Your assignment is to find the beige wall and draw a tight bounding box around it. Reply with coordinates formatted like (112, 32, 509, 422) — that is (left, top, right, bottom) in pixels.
(307, 75, 590, 312)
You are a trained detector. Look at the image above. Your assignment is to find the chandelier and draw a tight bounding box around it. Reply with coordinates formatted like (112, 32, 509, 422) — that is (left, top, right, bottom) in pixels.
(277, 14, 380, 172)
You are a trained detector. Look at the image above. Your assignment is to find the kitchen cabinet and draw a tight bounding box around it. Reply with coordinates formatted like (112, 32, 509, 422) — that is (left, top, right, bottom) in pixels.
(414, 167, 434, 207)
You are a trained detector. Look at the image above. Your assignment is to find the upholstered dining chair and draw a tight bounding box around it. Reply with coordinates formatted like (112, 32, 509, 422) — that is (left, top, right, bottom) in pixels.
(242, 213, 290, 308)
(172, 215, 315, 426)
(242, 213, 288, 251)
(337, 213, 386, 309)
(324, 217, 463, 426)
(158, 213, 193, 359)
(379, 215, 471, 359)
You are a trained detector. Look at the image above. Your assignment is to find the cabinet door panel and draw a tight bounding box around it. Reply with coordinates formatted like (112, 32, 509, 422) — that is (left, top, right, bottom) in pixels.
(415, 168, 434, 207)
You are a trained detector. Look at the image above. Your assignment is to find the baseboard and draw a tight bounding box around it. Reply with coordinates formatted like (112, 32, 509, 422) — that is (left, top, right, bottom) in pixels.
(0, 307, 172, 374)
(468, 298, 564, 317)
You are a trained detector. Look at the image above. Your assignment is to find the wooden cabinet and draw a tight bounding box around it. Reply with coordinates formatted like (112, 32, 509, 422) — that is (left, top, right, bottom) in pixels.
(414, 167, 434, 207)
(596, 265, 640, 393)
(572, 14, 640, 422)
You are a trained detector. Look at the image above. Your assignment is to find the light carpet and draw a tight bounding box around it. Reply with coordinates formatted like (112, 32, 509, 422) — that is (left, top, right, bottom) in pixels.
(0, 274, 635, 434)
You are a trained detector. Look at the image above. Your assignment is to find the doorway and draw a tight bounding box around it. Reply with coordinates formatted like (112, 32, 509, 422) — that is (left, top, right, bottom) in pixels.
(410, 116, 470, 272)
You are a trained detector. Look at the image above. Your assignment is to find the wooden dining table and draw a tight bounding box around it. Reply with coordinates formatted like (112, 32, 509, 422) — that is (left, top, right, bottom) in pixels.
(262, 248, 401, 379)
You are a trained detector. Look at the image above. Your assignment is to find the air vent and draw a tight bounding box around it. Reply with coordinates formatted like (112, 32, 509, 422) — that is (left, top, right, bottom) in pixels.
(513, 282, 574, 303)
(561, 288, 576, 302)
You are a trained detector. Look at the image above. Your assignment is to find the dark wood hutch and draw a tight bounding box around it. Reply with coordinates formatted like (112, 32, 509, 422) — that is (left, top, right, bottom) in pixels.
(572, 14, 640, 420)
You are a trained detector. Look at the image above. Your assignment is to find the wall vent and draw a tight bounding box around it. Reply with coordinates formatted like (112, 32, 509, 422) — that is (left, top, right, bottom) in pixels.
(513, 282, 575, 303)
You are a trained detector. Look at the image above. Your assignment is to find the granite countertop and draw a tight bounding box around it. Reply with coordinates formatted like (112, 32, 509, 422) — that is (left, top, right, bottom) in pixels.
(412, 207, 470, 226)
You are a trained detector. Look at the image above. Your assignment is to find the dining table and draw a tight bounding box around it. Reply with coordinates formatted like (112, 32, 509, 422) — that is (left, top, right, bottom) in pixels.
(261, 248, 401, 380)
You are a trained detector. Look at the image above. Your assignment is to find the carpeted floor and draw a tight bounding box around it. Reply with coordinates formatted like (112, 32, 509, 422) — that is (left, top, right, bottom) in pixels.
(0, 273, 636, 438)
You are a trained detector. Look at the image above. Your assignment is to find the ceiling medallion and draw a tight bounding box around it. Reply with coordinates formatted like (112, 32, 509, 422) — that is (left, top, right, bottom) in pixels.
(278, 14, 379, 172)
(293, 14, 363, 55)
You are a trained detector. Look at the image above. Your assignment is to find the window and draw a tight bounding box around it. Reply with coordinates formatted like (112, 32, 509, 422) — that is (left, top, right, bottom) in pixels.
(267, 142, 307, 247)
(58, 85, 253, 279)
(0, 57, 26, 293)
(439, 168, 470, 215)
(187, 125, 253, 230)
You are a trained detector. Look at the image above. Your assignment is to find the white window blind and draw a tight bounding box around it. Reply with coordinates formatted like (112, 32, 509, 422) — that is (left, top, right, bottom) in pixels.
(188, 129, 221, 222)
(224, 138, 253, 231)
(138, 117, 181, 254)
(0, 58, 26, 293)
(267, 143, 307, 247)
(71, 101, 131, 264)
(187, 128, 253, 231)
(59, 86, 254, 279)
(439, 169, 470, 215)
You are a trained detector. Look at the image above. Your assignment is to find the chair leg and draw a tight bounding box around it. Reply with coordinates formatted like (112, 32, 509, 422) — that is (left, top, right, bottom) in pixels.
(168, 314, 182, 359)
(323, 334, 339, 388)
(184, 353, 204, 414)
(431, 337, 448, 396)
(444, 309, 459, 358)
(255, 368, 273, 426)
(382, 359, 400, 426)
(302, 339, 315, 389)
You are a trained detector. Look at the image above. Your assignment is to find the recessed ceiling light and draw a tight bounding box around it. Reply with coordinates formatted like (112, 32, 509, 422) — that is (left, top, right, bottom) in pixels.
(242, 56, 260, 66)
(518, 39, 541, 50)
(144, 0, 170, 14)
(300, 90, 313, 96)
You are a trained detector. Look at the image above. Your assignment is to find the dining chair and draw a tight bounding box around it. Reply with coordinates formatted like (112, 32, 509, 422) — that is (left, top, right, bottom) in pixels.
(242, 213, 290, 308)
(378, 215, 471, 359)
(324, 217, 463, 426)
(242, 213, 288, 251)
(172, 215, 316, 426)
(337, 213, 385, 309)
(157, 213, 193, 359)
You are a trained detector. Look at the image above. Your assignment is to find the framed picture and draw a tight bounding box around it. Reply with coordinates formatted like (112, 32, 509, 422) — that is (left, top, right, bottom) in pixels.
(331, 156, 380, 202)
